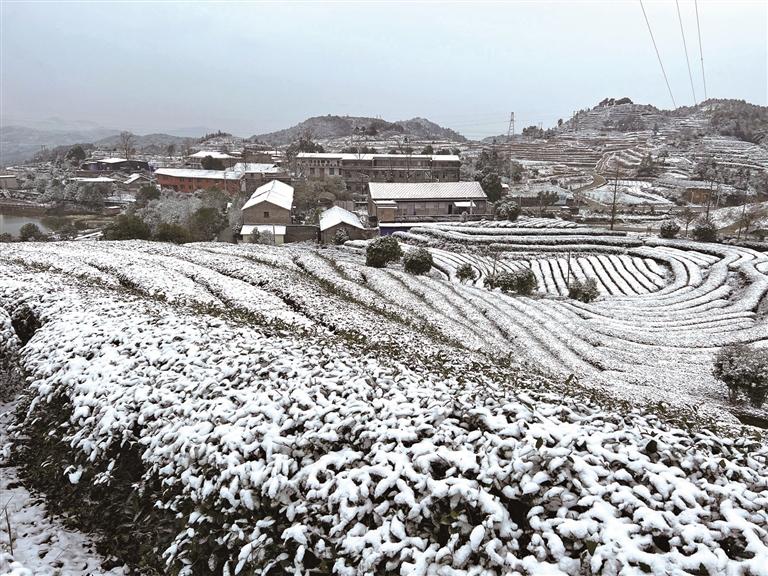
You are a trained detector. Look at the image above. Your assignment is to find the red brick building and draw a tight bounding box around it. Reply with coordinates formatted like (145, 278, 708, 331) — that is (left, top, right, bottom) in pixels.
(154, 168, 242, 195)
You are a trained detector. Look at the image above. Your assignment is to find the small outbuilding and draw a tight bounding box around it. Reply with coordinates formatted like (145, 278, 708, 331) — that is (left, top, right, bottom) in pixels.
(319, 206, 365, 243)
(241, 180, 294, 225)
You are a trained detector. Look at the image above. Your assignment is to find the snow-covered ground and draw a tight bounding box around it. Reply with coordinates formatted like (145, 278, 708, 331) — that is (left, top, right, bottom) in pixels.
(710, 201, 768, 231)
(0, 237, 767, 575)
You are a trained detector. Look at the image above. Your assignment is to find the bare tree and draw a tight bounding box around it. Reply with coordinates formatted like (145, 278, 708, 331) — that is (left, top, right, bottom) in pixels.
(680, 206, 697, 237)
(119, 131, 135, 160)
(738, 204, 768, 240)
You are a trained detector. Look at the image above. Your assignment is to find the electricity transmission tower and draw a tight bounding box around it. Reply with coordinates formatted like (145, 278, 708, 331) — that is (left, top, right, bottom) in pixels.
(506, 112, 515, 140)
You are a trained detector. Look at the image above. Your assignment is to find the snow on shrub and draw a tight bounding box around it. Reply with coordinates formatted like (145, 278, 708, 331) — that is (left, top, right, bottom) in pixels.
(7, 289, 768, 576)
(366, 236, 403, 268)
(658, 219, 681, 239)
(490, 268, 537, 295)
(692, 219, 719, 243)
(568, 277, 600, 303)
(403, 248, 433, 275)
(456, 263, 477, 283)
(713, 344, 768, 407)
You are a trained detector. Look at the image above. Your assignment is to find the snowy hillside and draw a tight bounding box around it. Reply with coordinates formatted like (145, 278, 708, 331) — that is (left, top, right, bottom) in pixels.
(1, 236, 767, 574)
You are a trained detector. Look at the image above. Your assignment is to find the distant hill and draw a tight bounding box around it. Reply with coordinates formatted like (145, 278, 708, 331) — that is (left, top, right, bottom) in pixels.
(94, 132, 190, 152)
(251, 115, 467, 145)
(0, 124, 120, 166)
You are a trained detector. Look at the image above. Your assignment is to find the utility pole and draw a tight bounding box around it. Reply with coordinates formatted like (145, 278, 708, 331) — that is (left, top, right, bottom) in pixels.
(737, 188, 748, 241)
(610, 160, 619, 231)
(507, 112, 515, 140)
(705, 178, 714, 220)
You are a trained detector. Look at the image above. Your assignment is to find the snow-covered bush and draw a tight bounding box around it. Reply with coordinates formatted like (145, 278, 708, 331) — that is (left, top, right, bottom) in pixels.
(333, 228, 349, 245)
(403, 247, 433, 275)
(568, 277, 599, 303)
(456, 263, 477, 283)
(492, 268, 537, 295)
(659, 219, 681, 239)
(365, 236, 403, 268)
(713, 344, 768, 407)
(692, 219, 718, 243)
(494, 198, 521, 221)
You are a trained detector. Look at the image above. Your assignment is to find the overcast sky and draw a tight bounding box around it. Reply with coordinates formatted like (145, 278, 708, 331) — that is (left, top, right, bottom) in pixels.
(1, 0, 766, 139)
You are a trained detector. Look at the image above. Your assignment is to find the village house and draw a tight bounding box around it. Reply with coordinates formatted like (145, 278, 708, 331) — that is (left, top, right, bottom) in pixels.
(154, 168, 242, 195)
(0, 174, 20, 190)
(367, 181, 488, 223)
(241, 180, 294, 225)
(123, 173, 154, 192)
(81, 158, 151, 172)
(319, 206, 365, 243)
(232, 163, 291, 193)
(508, 183, 576, 213)
(296, 152, 461, 194)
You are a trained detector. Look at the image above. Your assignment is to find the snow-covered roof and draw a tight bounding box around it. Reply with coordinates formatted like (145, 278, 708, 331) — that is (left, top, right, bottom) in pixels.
(296, 153, 460, 162)
(154, 168, 241, 181)
(453, 201, 476, 208)
(369, 181, 487, 201)
(72, 177, 116, 183)
(242, 180, 294, 211)
(99, 157, 128, 164)
(232, 162, 281, 174)
(240, 224, 286, 236)
(319, 206, 364, 232)
(124, 173, 150, 184)
(189, 150, 237, 160)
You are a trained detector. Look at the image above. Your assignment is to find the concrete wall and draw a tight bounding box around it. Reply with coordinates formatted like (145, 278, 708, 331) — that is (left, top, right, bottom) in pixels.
(285, 225, 319, 243)
(242, 204, 291, 225)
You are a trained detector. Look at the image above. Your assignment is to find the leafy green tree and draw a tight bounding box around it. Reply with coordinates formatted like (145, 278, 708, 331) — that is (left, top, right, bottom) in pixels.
(189, 207, 226, 241)
(494, 199, 520, 221)
(66, 145, 86, 163)
(19, 223, 44, 241)
(509, 161, 524, 183)
(637, 154, 655, 177)
(155, 222, 191, 244)
(480, 172, 503, 203)
(421, 145, 434, 155)
(103, 215, 151, 240)
(200, 155, 225, 170)
(0, 233, 13, 243)
(714, 344, 768, 407)
(136, 185, 161, 207)
(403, 248, 433, 275)
(365, 236, 403, 268)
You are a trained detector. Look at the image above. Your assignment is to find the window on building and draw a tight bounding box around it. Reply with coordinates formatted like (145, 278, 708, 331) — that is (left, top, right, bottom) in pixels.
(264, 211, 270, 218)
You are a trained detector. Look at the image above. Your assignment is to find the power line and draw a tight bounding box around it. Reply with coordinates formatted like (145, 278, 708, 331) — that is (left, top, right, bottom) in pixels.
(694, 0, 708, 100)
(675, 0, 697, 105)
(639, 0, 677, 108)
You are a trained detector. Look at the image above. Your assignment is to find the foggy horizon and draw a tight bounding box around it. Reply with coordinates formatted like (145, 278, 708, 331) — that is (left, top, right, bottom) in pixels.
(1, 0, 766, 139)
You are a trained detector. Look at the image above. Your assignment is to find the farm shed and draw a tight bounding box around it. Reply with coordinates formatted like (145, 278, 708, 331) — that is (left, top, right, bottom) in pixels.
(368, 181, 488, 222)
(319, 206, 365, 243)
(241, 180, 294, 225)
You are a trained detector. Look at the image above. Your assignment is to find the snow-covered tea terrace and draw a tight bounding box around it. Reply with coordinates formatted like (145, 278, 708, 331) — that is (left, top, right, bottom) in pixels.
(0, 222, 767, 575)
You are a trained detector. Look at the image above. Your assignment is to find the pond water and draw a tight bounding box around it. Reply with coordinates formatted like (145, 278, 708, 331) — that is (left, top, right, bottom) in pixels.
(0, 213, 52, 238)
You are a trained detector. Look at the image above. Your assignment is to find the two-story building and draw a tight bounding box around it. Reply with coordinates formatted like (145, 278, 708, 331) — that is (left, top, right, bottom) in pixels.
(296, 152, 461, 194)
(154, 168, 242, 195)
(240, 180, 295, 245)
